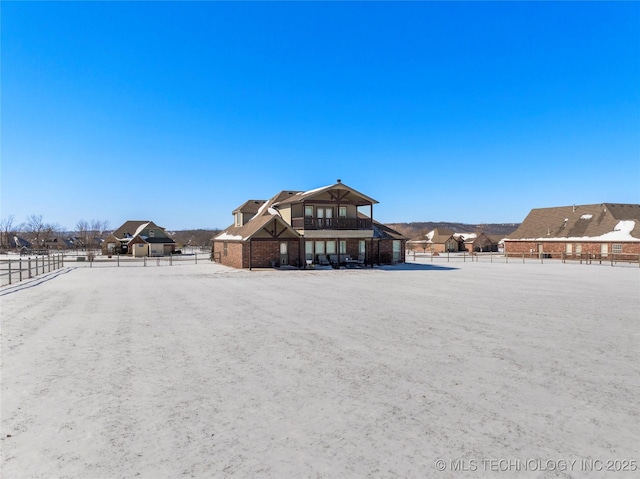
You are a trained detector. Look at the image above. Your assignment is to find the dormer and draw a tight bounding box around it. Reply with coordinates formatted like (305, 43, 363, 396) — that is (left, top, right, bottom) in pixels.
(233, 200, 267, 227)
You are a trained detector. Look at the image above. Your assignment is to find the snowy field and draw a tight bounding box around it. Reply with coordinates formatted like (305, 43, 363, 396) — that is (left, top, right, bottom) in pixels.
(1, 259, 638, 478)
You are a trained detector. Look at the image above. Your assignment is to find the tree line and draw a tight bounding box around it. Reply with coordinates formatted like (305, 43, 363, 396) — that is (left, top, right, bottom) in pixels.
(0, 214, 109, 251)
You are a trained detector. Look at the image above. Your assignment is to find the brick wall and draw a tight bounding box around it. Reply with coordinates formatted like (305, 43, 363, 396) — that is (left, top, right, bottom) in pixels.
(505, 240, 640, 258)
(212, 241, 244, 268)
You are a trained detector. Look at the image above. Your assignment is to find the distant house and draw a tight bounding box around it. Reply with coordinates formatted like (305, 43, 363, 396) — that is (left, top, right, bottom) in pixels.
(44, 237, 75, 251)
(456, 232, 499, 253)
(408, 229, 499, 253)
(426, 228, 459, 253)
(9, 236, 32, 250)
(212, 181, 407, 269)
(504, 203, 640, 258)
(102, 221, 176, 257)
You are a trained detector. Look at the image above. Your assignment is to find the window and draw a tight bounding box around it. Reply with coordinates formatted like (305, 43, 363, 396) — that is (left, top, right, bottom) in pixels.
(223, 242, 228, 257)
(149, 230, 155, 237)
(305, 206, 313, 217)
(393, 240, 402, 262)
(339, 241, 346, 254)
(612, 244, 622, 254)
(339, 206, 347, 217)
(326, 241, 336, 254)
(575, 244, 582, 255)
(565, 243, 572, 254)
(305, 241, 314, 260)
(359, 240, 366, 254)
(315, 241, 325, 254)
(235, 213, 242, 227)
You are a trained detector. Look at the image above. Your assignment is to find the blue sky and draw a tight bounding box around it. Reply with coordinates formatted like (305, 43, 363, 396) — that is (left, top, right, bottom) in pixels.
(2, 1, 639, 231)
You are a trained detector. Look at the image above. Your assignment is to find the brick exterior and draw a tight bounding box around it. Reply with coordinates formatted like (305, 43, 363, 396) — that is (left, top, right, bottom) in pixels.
(212, 238, 405, 268)
(504, 240, 640, 260)
(213, 240, 302, 269)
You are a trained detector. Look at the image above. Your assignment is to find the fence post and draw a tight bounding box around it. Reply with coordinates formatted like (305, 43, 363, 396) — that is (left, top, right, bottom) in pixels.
(117, 253, 120, 267)
(28, 258, 32, 278)
(447, 251, 449, 262)
(463, 252, 466, 262)
(144, 256, 147, 267)
(19, 258, 23, 282)
(195, 253, 198, 264)
(522, 252, 525, 264)
(8, 261, 12, 285)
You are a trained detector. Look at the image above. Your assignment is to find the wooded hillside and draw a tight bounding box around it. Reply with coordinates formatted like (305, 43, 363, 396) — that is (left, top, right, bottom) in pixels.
(386, 222, 519, 240)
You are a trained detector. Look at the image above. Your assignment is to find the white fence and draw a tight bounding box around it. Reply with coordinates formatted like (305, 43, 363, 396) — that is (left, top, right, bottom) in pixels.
(0, 254, 65, 286)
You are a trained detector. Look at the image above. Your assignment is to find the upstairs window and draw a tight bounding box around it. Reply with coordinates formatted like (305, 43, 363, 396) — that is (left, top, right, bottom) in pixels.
(339, 206, 347, 217)
(305, 206, 313, 217)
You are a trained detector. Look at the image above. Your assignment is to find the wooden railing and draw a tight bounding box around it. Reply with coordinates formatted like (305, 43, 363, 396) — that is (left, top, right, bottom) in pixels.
(291, 217, 372, 230)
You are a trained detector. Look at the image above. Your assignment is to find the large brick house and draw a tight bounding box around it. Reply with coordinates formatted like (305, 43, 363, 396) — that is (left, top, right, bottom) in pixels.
(503, 203, 640, 259)
(212, 181, 407, 269)
(102, 220, 176, 257)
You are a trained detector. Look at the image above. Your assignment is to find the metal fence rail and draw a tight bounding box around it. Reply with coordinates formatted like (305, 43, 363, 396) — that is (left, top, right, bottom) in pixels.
(69, 253, 208, 268)
(0, 254, 65, 286)
(406, 251, 640, 267)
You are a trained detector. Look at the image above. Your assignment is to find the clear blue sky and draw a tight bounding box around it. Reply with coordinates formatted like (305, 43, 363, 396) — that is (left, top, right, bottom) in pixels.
(2, 1, 639, 231)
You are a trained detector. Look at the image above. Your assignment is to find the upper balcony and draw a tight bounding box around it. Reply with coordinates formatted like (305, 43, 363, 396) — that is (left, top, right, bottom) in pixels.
(291, 217, 372, 230)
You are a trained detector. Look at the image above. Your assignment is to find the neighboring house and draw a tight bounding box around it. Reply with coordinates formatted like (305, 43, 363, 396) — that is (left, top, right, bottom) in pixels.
(102, 221, 176, 257)
(9, 236, 32, 250)
(426, 228, 459, 253)
(456, 232, 499, 253)
(504, 203, 640, 258)
(408, 229, 499, 253)
(44, 237, 75, 250)
(212, 180, 407, 269)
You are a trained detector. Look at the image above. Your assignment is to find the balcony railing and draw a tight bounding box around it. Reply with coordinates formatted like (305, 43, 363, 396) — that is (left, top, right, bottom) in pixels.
(291, 217, 372, 230)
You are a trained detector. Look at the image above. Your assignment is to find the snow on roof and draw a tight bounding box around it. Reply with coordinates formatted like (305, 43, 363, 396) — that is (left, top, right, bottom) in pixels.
(581, 214, 594, 220)
(215, 232, 244, 241)
(299, 184, 331, 198)
(132, 222, 151, 238)
(510, 221, 639, 242)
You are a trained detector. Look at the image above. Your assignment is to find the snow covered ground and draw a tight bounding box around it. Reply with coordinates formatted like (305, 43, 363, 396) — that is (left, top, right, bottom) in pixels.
(1, 259, 638, 478)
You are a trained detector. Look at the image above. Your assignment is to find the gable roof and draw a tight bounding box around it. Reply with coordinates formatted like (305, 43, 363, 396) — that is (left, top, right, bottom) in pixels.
(112, 220, 156, 239)
(507, 203, 640, 241)
(273, 181, 378, 207)
(425, 228, 456, 244)
(110, 220, 174, 244)
(216, 194, 301, 242)
(233, 200, 267, 215)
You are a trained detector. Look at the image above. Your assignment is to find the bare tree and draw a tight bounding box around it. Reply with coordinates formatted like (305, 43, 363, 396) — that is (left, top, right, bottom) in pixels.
(88, 219, 110, 250)
(76, 219, 90, 251)
(0, 214, 17, 249)
(44, 223, 65, 250)
(24, 214, 47, 248)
